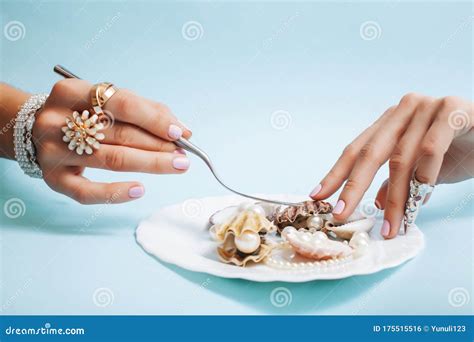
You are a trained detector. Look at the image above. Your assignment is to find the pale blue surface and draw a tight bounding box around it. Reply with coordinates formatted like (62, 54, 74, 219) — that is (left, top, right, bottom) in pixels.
(0, 1, 473, 315)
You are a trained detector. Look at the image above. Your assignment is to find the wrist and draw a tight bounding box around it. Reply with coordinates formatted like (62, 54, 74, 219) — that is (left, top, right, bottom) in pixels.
(0, 83, 30, 159)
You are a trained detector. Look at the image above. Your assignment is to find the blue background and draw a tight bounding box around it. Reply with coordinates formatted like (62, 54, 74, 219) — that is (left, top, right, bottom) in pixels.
(0, 1, 473, 315)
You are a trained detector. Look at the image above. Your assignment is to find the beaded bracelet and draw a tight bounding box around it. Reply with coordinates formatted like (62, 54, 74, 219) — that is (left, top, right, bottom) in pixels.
(13, 93, 49, 178)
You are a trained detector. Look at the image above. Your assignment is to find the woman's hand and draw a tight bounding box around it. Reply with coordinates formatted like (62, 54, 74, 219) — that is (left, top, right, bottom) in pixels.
(31, 79, 192, 204)
(309, 94, 473, 239)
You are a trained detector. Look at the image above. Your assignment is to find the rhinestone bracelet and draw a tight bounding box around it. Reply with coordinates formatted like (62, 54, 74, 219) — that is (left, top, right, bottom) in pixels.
(13, 93, 49, 178)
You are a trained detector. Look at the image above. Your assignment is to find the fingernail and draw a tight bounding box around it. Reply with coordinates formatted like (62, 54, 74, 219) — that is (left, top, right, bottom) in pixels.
(381, 220, 390, 237)
(173, 157, 190, 170)
(333, 200, 345, 215)
(173, 148, 186, 155)
(309, 184, 322, 198)
(168, 124, 183, 140)
(129, 186, 145, 198)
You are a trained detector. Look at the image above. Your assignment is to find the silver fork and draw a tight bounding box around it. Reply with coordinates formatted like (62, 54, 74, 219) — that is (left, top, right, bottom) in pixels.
(53, 65, 304, 206)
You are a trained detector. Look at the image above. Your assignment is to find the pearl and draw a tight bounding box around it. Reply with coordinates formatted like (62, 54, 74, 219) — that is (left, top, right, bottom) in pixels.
(234, 231, 261, 254)
(248, 204, 266, 217)
(307, 215, 324, 229)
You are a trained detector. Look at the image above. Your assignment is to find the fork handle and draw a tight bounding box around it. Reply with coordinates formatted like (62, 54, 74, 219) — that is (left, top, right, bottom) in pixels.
(175, 138, 213, 171)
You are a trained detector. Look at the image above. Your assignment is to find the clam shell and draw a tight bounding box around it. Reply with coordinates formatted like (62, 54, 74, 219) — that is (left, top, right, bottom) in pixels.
(210, 210, 275, 266)
(326, 216, 375, 240)
(209, 205, 239, 226)
(217, 243, 272, 267)
(210, 210, 275, 242)
(209, 202, 276, 226)
(283, 228, 352, 260)
(255, 202, 278, 218)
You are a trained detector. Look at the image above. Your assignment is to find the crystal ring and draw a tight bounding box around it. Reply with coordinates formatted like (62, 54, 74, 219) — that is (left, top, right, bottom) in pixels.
(62, 110, 105, 155)
(401, 177, 435, 235)
(90, 82, 118, 114)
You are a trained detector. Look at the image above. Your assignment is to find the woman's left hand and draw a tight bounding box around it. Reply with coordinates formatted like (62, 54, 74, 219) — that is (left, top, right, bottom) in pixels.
(309, 94, 473, 238)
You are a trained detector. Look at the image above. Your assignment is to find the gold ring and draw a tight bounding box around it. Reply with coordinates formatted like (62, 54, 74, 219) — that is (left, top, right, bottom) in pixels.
(90, 82, 118, 114)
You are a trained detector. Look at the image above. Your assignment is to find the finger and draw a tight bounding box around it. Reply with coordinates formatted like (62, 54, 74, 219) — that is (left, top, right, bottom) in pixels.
(375, 179, 389, 210)
(104, 89, 192, 140)
(53, 168, 145, 204)
(414, 116, 455, 186)
(102, 121, 178, 152)
(382, 103, 437, 239)
(67, 144, 190, 174)
(310, 110, 390, 200)
(333, 96, 423, 221)
(49, 79, 192, 140)
(49, 79, 91, 109)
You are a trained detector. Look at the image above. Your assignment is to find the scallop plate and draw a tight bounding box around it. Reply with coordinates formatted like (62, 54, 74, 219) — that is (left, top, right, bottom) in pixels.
(136, 195, 425, 282)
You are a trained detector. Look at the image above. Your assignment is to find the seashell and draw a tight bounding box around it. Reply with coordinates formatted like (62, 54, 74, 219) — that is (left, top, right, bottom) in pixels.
(210, 210, 275, 266)
(274, 200, 333, 231)
(328, 211, 367, 225)
(209, 202, 274, 226)
(325, 216, 375, 240)
(281, 226, 352, 261)
(349, 231, 370, 249)
(210, 210, 275, 243)
(217, 243, 272, 267)
(255, 202, 278, 219)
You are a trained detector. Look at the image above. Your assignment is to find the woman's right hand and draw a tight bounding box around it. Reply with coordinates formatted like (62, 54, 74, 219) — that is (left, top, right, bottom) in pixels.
(310, 93, 473, 238)
(32, 79, 192, 204)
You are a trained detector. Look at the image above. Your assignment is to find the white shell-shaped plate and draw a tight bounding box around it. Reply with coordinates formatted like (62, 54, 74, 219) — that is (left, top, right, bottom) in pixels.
(136, 195, 425, 283)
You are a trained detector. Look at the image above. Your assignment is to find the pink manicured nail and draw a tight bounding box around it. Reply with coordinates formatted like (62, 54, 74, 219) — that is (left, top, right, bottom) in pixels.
(333, 200, 345, 215)
(129, 186, 145, 198)
(168, 124, 183, 140)
(173, 157, 190, 170)
(309, 184, 322, 198)
(173, 148, 186, 155)
(381, 220, 390, 237)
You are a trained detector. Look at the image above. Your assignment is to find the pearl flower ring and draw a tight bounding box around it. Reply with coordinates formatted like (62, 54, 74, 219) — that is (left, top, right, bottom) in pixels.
(62, 110, 105, 155)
